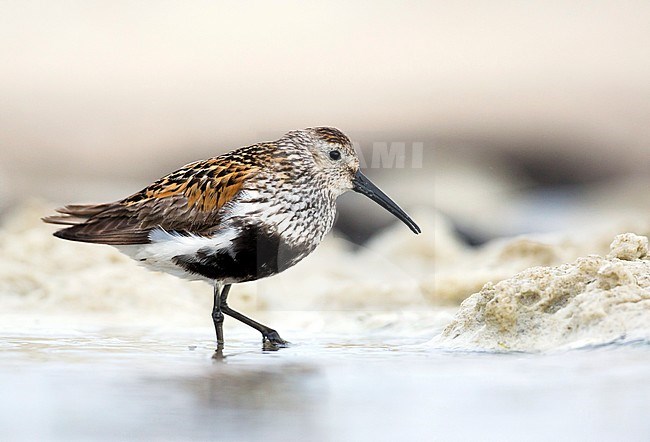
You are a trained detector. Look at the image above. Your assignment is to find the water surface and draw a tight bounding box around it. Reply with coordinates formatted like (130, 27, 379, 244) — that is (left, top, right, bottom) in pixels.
(2, 326, 649, 441)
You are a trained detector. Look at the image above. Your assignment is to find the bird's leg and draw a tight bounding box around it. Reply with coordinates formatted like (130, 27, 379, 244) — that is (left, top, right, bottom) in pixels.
(212, 283, 225, 347)
(219, 285, 289, 349)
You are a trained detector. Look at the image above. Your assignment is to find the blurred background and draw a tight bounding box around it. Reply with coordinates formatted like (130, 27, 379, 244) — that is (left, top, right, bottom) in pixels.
(1, 0, 648, 243)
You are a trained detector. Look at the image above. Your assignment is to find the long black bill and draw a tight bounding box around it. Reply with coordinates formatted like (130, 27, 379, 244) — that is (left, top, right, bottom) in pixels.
(352, 171, 421, 234)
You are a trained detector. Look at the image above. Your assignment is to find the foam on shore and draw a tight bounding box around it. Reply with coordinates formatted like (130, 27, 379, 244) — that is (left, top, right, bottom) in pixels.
(434, 233, 650, 351)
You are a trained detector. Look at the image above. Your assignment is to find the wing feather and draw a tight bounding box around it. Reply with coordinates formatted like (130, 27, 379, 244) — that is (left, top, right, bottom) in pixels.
(44, 156, 259, 245)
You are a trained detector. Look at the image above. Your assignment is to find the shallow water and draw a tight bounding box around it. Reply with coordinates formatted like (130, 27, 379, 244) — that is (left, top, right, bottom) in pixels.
(2, 326, 650, 442)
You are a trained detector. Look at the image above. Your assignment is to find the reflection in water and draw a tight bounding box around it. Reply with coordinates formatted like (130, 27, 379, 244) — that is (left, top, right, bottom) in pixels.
(0, 331, 329, 441)
(144, 354, 326, 440)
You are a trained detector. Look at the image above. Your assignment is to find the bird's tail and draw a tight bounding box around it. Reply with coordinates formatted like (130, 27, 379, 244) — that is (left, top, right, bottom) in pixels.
(42, 203, 114, 225)
(43, 202, 151, 245)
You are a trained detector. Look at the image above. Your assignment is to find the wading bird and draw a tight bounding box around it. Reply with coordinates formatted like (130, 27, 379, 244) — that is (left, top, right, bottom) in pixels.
(44, 127, 420, 349)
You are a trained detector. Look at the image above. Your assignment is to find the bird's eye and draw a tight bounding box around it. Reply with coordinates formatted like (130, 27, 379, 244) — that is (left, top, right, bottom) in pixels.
(329, 150, 341, 160)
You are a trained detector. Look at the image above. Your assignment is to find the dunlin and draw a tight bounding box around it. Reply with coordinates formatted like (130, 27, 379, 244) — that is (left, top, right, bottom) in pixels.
(44, 127, 420, 349)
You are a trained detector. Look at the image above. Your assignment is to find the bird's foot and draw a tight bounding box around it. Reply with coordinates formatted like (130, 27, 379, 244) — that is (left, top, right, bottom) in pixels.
(212, 343, 226, 361)
(262, 330, 289, 351)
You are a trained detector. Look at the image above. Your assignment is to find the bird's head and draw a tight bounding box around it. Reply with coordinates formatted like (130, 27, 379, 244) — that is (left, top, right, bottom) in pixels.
(285, 127, 420, 234)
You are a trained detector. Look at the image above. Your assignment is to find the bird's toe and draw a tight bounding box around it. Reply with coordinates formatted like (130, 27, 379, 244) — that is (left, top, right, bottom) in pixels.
(262, 330, 289, 350)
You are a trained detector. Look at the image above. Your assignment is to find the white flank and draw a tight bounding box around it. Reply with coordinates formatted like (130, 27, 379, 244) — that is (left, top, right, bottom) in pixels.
(115, 228, 239, 281)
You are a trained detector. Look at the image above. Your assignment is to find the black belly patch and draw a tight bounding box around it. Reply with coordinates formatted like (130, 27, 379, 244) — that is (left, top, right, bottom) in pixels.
(171, 225, 304, 282)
